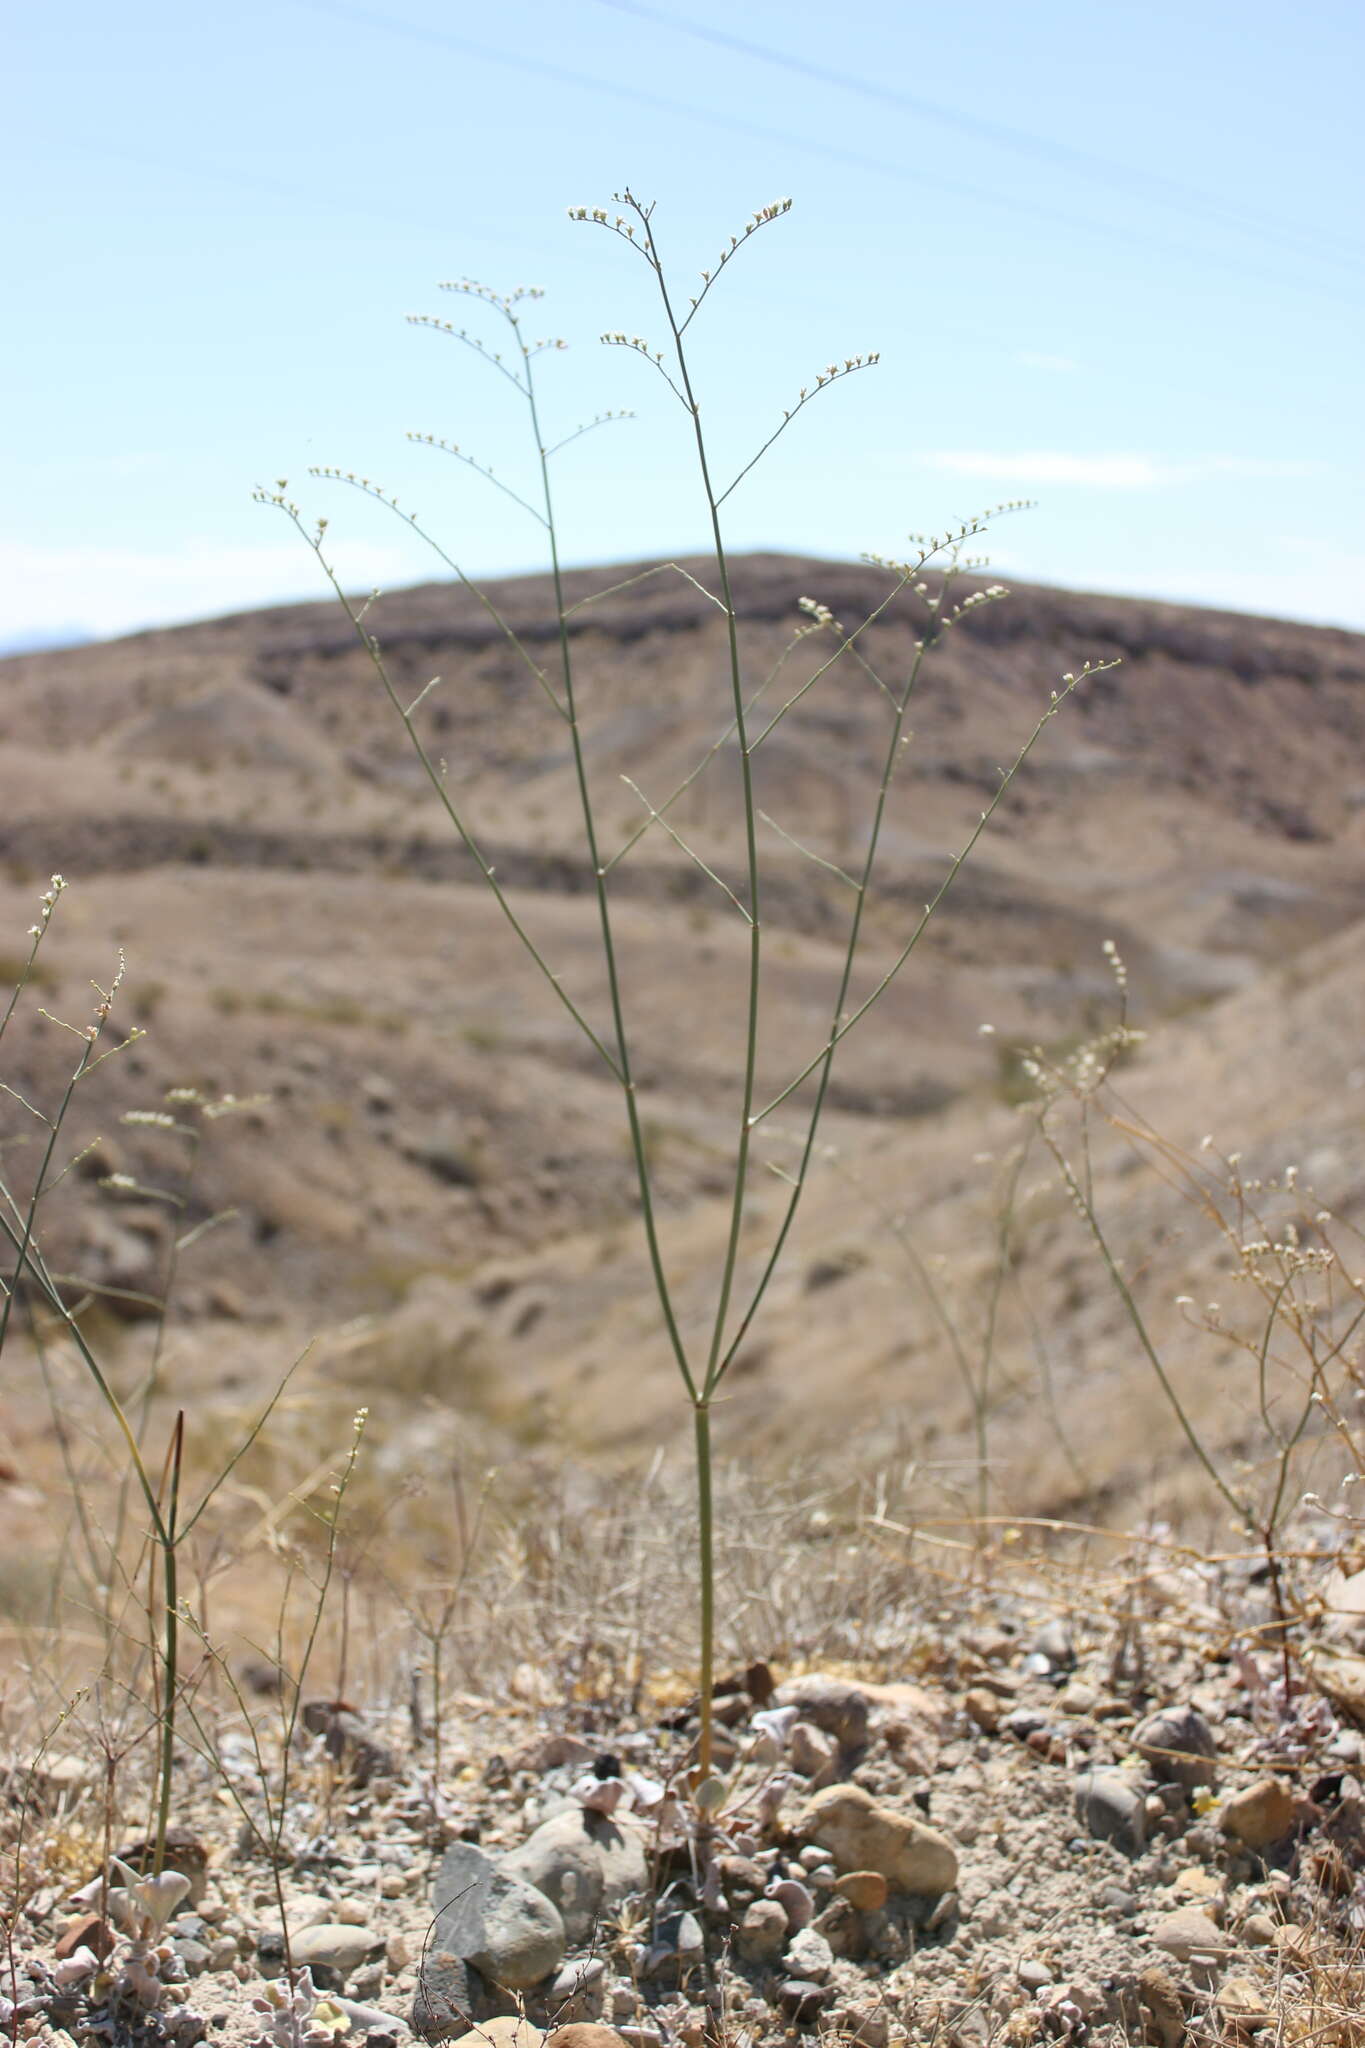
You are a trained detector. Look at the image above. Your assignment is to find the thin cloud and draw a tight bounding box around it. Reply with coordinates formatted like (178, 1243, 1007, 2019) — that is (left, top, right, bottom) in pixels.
(922, 451, 1320, 489)
(1017, 352, 1080, 373)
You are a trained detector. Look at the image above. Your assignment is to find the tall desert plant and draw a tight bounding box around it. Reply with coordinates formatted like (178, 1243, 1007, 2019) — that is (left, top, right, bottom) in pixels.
(262, 189, 1106, 1780)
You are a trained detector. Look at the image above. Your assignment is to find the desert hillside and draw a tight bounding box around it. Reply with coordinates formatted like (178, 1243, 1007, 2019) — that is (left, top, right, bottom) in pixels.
(3, 551, 1365, 1550)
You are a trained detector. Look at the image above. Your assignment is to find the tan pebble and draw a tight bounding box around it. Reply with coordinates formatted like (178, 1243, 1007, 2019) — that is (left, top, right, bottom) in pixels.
(1137, 1964, 1187, 2048)
(453, 2022, 543, 2048)
(963, 1688, 1000, 1734)
(1271, 1923, 1315, 1967)
(1216, 1972, 1272, 2033)
(798, 1784, 957, 1897)
(1220, 1777, 1295, 1850)
(380, 1871, 408, 1899)
(834, 1871, 889, 1912)
(543, 2031, 633, 2048)
(1237, 1913, 1278, 1947)
(387, 1934, 410, 1971)
(1151, 1907, 1232, 1963)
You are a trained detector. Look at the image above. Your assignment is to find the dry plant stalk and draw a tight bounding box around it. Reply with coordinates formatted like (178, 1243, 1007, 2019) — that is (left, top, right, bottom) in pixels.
(263, 188, 1104, 1787)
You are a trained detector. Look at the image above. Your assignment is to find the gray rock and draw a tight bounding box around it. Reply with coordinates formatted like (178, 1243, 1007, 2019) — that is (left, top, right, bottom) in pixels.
(736, 1901, 788, 1964)
(542, 1958, 607, 2025)
(1134, 1705, 1219, 1789)
(785, 1929, 833, 1984)
(170, 1938, 211, 1977)
(1074, 1770, 1146, 1855)
(500, 1809, 648, 1946)
(411, 1953, 478, 2042)
(431, 1843, 565, 1990)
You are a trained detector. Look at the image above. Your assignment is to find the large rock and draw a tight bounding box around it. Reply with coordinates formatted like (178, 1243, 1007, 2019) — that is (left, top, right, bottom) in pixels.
(795, 1785, 957, 1897)
(432, 1843, 565, 1990)
(500, 1810, 649, 1946)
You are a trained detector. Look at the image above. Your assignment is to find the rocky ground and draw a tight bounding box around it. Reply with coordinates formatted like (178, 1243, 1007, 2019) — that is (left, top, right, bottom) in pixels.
(10, 1530, 1365, 2048)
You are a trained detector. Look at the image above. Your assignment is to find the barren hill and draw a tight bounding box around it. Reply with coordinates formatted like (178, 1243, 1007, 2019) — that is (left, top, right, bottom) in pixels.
(3, 552, 1365, 1545)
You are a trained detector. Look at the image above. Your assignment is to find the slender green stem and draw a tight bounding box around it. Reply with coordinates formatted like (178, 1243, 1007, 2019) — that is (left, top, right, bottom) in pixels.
(155, 1412, 184, 1874)
(523, 321, 696, 1398)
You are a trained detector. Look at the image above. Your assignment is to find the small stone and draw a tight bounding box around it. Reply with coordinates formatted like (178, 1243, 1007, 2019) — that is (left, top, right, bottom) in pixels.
(1216, 1973, 1271, 2032)
(1001, 1707, 1052, 1742)
(776, 1980, 829, 2025)
(55, 1915, 116, 1962)
(1016, 1960, 1053, 1992)
(833, 1871, 887, 1912)
(1058, 1681, 1096, 1715)
(838, 2007, 890, 2048)
(543, 2028, 631, 2048)
(450, 2022, 542, 2048)
(615, 2029, 663, 2048)
(290, 1924, 385, 1981)
(172, 1938, 212, 1976)
(796, 1784, 957, 1896)
(772, 1676, 871, 1752)
(963, 1689, 1001, 1735)
(381, 1872, 409, 1901)
(797, 1844, 828, 1872)
(1074, 1769, 1146, 1854)
(1135, 1705, 1219, 1789)
(208, 1937, 239, 1971)
(1238, 1913, 1278, 1947)
(789, 1723, 838, 1779)
(717, 1855, 766, 1905)
(1031, 1619, 1075, 1670)
(1151, 1907, 1232, 1964)
(1272, 1923, 1315, 1967)
(765, 1879, 814, 1931)
(675, 1912, 704, 1959)
(1220, 1777, 1295, 1850)
(736, 1900, 787, 1964)
(811, 1898, 864, 1960)
(509, 1735, 598, 1774)
(785, 1928, 833, 1984)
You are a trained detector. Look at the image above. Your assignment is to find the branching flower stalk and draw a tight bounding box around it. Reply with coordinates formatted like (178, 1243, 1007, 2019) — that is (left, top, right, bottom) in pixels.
(264, 190, 1102, 1791)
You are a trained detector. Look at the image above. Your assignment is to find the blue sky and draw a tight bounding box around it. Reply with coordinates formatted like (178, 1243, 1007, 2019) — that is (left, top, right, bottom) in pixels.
(6, 0, 1362, 647)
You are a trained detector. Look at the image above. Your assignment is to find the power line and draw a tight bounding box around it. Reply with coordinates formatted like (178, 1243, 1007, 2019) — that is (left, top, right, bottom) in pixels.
(296, 0, 1360, 310)
(594, 0, 1362, 273)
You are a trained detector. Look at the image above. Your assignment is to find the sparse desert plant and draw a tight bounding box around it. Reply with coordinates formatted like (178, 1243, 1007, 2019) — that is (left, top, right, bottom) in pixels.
(0, 887, 315, 1872)
(262, 188, 1109, 1784)
(1020, 942, 1365, 1687)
